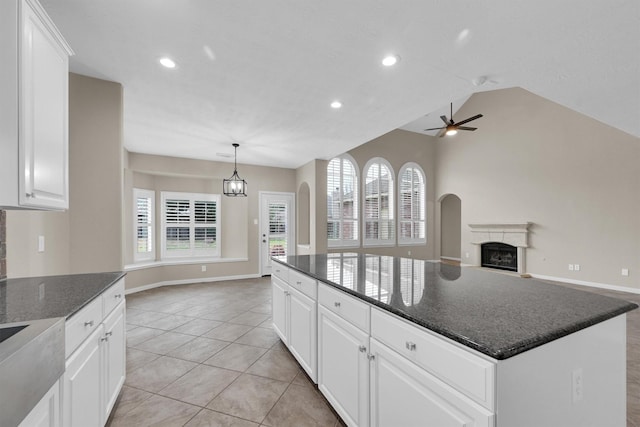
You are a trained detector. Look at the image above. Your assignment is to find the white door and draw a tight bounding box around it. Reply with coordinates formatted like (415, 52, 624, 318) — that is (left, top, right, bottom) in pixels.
(318, 306, 370, 427)
(259, 192, 295, 276)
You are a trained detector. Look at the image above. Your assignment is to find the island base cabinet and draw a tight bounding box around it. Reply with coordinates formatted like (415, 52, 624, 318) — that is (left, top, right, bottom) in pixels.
(318, 306, 369, 427)
(288, 287, 317, 381)
(271, 276, 288, 345)
(369, 339, 494, 427)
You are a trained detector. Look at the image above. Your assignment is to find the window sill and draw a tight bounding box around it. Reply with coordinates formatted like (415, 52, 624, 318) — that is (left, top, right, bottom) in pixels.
(398, 241, 426, 247)
(125, 257, 249, 272)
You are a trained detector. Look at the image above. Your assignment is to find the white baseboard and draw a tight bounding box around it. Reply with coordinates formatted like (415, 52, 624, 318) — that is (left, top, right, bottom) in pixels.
(530, 273, 640, 295)
(125, 273, 263, 295)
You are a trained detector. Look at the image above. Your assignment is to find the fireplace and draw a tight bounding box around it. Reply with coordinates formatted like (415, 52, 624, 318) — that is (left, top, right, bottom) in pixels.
(482, 242, 517, 272)
(468, 223, 531, 274)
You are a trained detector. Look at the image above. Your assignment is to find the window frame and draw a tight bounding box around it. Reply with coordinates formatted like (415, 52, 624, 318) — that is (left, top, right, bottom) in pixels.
(133, 188, 156, 263)
(327, 154, 360, 248)
(397, 162, 426, 246)
(362, 157, 395, 247)
(160, 191, 221, 260)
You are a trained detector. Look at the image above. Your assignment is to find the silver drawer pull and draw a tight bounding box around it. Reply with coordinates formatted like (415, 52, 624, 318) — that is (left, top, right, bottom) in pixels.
(84, 320, 94, 327)
(359, 345, 367, 353)
(334, 302, 341, 308)
(100, 336, 108, 342)
(296, 281, 302, 285)
(284, 291, 290, 296)
(115, 294, 122, 299)
(275, 269, 280, 273)
(105, 331, 113, 337)
(406, 341, 416, 351)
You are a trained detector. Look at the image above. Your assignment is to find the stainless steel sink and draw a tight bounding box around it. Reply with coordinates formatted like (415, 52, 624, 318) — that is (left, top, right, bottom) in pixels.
(0, 318, 65, 427)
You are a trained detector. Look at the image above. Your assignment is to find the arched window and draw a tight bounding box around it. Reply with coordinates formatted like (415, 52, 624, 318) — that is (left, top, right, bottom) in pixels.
(398, 163, 426, 245)
(363, 158, 394, 246)
(327, 155, 359, 247)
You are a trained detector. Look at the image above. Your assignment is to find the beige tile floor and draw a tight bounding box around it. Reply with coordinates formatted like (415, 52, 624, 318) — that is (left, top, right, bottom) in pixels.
(107, 276, 640, 427)
(107, 277, 345, 427)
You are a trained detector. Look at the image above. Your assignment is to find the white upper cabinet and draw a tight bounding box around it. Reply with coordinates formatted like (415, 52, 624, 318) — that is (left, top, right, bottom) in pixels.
(0, 0, 73, 210)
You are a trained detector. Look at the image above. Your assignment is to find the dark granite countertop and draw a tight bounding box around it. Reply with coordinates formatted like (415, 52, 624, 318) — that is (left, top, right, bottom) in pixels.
(0, 272, 125, 324)
(273, 254, 637, 360)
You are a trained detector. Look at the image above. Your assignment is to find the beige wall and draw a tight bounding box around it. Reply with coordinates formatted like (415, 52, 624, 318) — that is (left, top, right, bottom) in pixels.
(124, 152, 296, 290)
(436, 87, 640, 289)
(440, 194, 461, 259)
(6, 73, 123, 278)
(295, 159, 318, 254)
(321, 129, 438, 260)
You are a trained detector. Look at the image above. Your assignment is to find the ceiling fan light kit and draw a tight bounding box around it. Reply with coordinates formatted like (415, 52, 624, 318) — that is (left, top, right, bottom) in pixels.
(425, 102, 483, 137)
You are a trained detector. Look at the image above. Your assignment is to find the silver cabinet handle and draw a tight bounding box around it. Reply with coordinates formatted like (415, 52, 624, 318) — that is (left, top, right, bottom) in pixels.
(367, 354, 376, 361)
(105, 331, 113, 337)
(26, 192, 35, 198)
(296, 281, 302, 285)
(100, 336, 108, 342)
(115, 294, 122, 299)
(84, 320, 94, 327)
(359, 345, 367, 353)
(406, 341, 416, 351)
(284, 291, 290, 296)
(334, 302, 341, 308)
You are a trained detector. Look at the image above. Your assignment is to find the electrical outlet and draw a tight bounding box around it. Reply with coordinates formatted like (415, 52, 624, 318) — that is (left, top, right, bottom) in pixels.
(572, 368, 583, 403)
(622, 268, 629, 276)
(38, 235, 45, 253)
(201, 265, 207, 272)
(574, 264, 580, 271)
(465, 252, 470, 259)
(569, 264, 574, 271)
(407, 250, 411, 256)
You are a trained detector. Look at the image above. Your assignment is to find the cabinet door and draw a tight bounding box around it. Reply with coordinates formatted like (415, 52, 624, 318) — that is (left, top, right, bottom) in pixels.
(63, 326, 103, 427)
(370, 339, 494, 427)
(271, 276, 288, 344)
(102, 301, 126, 423)
(20, 0, 69, 209)
(19, 380, 60, 427)
(288, 286, 317, 382)
(318, 306, 369, 427)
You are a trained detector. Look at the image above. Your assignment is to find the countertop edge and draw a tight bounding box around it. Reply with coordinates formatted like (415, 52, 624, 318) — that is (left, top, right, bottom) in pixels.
(273, 258, 638, 360)
(65, 271, 127, 320)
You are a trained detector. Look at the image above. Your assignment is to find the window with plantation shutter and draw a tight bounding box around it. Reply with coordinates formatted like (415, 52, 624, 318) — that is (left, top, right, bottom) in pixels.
(363, 158, 394, 246)
(133, 188, 155, 262)
(398, 163, 426, 245)
(327, 154, 359, 247)
(161, 192, 220, 258)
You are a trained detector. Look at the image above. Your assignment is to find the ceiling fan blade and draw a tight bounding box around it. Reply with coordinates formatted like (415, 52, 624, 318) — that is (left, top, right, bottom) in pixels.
(424, 126, 445, 131)
(454, 114, 483, 126)
(457, 126, 477, 131)
(440, 115, 449, 125)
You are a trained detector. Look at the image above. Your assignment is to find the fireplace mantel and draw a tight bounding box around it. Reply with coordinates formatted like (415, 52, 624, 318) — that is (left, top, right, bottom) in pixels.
(468, 222, 532, 273)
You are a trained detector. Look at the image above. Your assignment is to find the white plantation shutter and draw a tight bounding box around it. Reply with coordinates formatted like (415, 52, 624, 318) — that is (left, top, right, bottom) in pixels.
(398, 163, 426, 245)
(134, 189, 155, 262)
(161, 192, 220, 258)
(327, 155, 359, 247)
(364, 158, 394, 246)
(268, 202, 288, 257)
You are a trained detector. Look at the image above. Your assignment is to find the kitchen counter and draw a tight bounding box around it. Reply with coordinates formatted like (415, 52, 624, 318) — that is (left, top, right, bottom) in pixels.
(274, 253, 637, 359)
(0, 271, 126, 323)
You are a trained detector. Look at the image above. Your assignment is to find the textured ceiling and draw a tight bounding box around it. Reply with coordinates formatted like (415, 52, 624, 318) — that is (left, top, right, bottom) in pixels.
(41, 0, 640, 169)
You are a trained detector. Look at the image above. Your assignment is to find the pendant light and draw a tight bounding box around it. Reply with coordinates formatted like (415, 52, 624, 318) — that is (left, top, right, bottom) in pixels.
(223, 143, 248, 197)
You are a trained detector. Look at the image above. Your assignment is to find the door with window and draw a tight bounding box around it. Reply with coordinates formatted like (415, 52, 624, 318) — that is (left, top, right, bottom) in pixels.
(259, 192, 295, 276)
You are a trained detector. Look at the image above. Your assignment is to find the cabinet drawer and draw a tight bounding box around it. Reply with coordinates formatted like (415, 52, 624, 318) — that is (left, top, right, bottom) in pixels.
(318, 283, 370, 333)
(371, 308, 495, 410)
(272, 264, 289, 282)
(289, 269, 317, 300)
(65, 296, 103, 358)
(102, 278, 125, 316)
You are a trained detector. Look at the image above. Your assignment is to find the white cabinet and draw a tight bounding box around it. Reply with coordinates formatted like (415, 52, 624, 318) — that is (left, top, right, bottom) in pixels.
(369, 338, 494, 427)
(0, 0, 73, 210)
(271, 271, 317, 382)
(18, 379, 60, 427)
(317, 305, 369, 427)
(62, 279, 126, 427)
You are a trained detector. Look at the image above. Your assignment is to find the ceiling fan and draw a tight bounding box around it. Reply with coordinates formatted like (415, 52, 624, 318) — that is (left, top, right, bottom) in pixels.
(425, 102, 483, 136)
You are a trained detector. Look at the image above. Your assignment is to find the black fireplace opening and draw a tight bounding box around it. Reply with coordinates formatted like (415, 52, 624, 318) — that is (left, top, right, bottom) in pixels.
(481, 242, 517, 272)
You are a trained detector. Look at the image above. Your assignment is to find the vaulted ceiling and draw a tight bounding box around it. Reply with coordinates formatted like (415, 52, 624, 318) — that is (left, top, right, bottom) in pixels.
(41, 0, 640, 169)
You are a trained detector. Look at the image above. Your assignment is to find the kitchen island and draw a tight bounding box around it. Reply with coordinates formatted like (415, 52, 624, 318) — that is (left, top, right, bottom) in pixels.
(0, 272, 125, 427)
(272, 253, 637, 427)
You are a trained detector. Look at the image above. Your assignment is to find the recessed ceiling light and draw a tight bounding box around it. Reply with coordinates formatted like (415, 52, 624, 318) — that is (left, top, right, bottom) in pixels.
(382, 55, 400, 66)
(159, 57, 176, 69)
(330, 101, 342, 109)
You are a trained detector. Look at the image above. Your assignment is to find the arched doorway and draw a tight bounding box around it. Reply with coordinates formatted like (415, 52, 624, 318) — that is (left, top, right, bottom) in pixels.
(439, 194, 461, 263)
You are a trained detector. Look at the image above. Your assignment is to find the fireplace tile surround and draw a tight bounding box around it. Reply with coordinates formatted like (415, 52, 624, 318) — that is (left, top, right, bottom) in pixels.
(469, 223, 531, 274)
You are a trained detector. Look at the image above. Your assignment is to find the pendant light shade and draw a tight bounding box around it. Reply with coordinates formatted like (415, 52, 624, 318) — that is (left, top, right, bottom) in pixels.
(223, 143, 248, 197)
